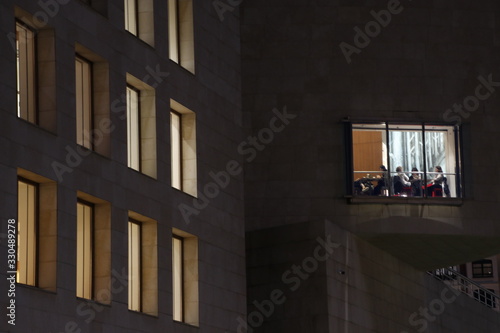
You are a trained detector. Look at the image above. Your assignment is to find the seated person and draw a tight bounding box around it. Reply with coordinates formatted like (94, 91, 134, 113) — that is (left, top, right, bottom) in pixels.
(409, 167, 422, 196)
(426, 166, 444, 196)
(373, 165, 388, 196)
(393, 166, 411, 194)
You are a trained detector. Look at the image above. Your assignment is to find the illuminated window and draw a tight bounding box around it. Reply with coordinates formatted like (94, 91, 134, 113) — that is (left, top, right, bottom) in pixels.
(124, 0, 138, 35)
(171, 111, 182, 190)
(348, 122, 461, 198)
(124, 0, 154, 45)
(172, 229, 198, 326)
(17, 179, 37, 286)
(128, 220, 142, 311)
(128, 213, 158, 315)
(171, 100, 197, 196)
(75, 56, 93, 149)
(76, 201, 93, 299)
(172, 236, 183, 321)
(168, 0, 195, 73)
(16, 22, 36, 123)
(16, 170, 57, 292)
(127, 86, 141, 171)
(76, 193, 111, 303)
(126, 75, 157, 178)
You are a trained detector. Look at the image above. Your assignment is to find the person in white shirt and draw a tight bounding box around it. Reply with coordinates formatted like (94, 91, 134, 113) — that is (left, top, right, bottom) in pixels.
(396, 166, 411, 186)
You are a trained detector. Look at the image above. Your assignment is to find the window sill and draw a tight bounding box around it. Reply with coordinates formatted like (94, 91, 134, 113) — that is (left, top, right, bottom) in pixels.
(173, 320, 199, 329)
(76, 297, 111, 308)
(345, 196, 463, 206)
(16, 283, 57, 294)
(127, 309, 158, 318)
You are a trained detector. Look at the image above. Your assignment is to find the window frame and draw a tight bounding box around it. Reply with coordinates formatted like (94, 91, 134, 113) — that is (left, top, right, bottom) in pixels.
(168, 0, 180, 63)
(171, 110, 183, 191)
(128, 219, 142, 312)
(126, 85, 142, 172)
(346, 121, 463, 199)
(472, 259, 494, 279)
(75, 55, 94, 149)
(124, 0, 139, 36)
(17, 177, 39, 286)
(16, 21, 37, 124)
(76, 199, 95, 300)
(172, 235, 185, 322)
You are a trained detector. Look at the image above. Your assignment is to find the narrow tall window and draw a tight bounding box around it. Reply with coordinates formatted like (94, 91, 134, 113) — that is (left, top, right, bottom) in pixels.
(75, 57, 93, 149)
(171, 100, 197, 196)
(172, 229, 199, 326)
(16, 22, 36, 123)
(168, 0, 195, 73)
(16, 170, 57, 291)
(126, 75, 157, 178)
(17, 179, 37, 285)
(77, 201, 93, 299)
(124, 0, 138, 35)
(168, 0, 179, 63)
(127, 86, 140, 171)
(172, 236, 183, 321)
(171, 111, 182, 190)
(128, 221, 141, 311)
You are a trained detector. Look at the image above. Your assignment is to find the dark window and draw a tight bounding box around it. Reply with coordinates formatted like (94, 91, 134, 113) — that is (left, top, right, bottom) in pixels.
(472, 259, 494, 278)
(473, 289, 496, 308)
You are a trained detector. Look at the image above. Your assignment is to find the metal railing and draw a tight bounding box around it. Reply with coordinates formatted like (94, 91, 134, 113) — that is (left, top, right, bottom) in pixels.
(428, 267, 500, 312)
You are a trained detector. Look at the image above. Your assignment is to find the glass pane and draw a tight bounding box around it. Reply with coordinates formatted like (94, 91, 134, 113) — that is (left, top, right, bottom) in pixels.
(128, 222, 141, 311)
(352, 123, 388, 196)
(17, 180, 37, 285)
(172, 237, 183, 321)
(124, 0, 138, 35)
(127, 87, 140, 171)
(75, 58, 92, 148)
(424, 125, 458, 198)
(16, 23, 36, 123)
(77, 202, 93, 299)
(168, 0, 179, 63)
(171, 112, 182, 189)
(388, 124, 424, 197)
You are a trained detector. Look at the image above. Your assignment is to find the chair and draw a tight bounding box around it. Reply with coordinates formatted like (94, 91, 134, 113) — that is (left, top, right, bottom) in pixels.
(393, 176, 403, 195)
(431, 187, 443, 197)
